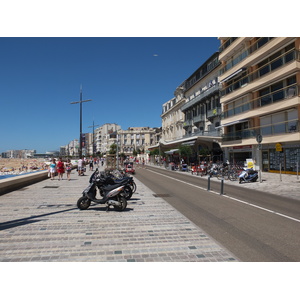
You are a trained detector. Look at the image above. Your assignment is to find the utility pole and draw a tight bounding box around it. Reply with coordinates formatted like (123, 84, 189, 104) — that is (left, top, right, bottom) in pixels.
(70, 86, 92, 158)
(88, 121, 99, 156)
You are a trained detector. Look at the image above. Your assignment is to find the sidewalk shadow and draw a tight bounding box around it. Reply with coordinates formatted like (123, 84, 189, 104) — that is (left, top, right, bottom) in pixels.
(0, 207, 77, 231)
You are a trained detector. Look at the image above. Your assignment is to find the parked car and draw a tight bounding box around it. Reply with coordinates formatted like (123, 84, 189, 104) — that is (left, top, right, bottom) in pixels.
(125, 163, 135, 174)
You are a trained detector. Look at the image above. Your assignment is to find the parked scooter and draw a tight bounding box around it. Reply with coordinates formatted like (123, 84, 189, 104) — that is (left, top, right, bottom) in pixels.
(77, 169, 128, 211)
(98, 172, 136, 196)
(239, 168, 258, 184)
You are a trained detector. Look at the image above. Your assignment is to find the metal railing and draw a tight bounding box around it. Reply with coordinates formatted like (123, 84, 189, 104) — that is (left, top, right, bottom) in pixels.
(222, 120, 299, 141)
(219, 37, 273, 75)
(220, 49, 299, 97)
(222, 84, 299, 119)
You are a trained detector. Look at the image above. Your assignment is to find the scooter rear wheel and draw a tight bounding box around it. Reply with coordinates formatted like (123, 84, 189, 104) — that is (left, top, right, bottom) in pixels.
(114, 196, 127, 211)
(77, 196, 91, 210)
(124, 186, 133, 200)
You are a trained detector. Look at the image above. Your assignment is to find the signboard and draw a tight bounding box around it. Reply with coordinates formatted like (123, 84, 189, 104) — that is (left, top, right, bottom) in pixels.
(246, 159, 254, 168)
(256, 134, 263, 144)
(275, 143, 283, 152)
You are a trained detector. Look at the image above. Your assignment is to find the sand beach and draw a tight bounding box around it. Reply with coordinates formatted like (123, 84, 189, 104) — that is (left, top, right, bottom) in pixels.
(0, 158, 49, 176)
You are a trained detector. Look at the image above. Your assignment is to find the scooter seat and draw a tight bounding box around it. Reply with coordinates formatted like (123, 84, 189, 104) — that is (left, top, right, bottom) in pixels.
(102, 183, 123, 192)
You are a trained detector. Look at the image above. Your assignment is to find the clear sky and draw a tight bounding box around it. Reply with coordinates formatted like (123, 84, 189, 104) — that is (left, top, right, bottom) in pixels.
(0, 37, 220, 153)
(0, 2, 292, 154)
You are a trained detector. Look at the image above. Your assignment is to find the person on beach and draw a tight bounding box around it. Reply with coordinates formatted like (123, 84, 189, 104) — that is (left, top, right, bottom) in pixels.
(56, 157, 65, 180)
(65, 159, 73, 181)
(49, 159, 56, 180)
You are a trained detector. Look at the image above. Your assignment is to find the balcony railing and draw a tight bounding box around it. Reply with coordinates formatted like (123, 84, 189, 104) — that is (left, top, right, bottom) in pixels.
(222, 84, 299, 119)
(181, 84, 221, 111)
(219, 37, 238, 53)
(219, 37, 273, 75)
(183, 129, 222, 139)
(220, 49, 299, 97)
(207, 107, 221, 118)
(222, 120, 299, 142)
(193, 114, 205, 124)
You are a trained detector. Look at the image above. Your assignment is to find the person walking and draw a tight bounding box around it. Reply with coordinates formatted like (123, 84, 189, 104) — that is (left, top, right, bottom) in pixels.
(56, 157, 65, 180)
(77, 157, 83, 176)
(65, 158, 73, 181)
(49, 158, 56, 180)
(89, 157, 93, 171)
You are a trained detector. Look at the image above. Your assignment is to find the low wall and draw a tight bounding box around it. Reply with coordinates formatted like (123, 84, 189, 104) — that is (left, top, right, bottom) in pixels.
(0, 170, 49, 195)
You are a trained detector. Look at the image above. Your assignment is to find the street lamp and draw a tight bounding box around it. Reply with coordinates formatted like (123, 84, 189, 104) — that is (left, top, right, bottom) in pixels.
(70, 86, 92, 158)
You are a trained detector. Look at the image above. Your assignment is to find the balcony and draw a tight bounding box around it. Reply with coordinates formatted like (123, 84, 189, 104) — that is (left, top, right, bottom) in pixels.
(181, 84, 221, 112)
(220, 49, 299, 97)
(207, 107, 221, 119)
(222, 84, 299, 119)
(219, 37, 273, 75)
(183, 129, 222, 139)
(222, 120, 299, 142)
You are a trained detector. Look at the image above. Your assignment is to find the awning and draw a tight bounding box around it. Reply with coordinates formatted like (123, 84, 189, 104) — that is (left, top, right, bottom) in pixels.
(182, 141, 195, 146)
(165, 149, 179, 154)
(215, 119, 248, 129)
(220, 68, 245, 83)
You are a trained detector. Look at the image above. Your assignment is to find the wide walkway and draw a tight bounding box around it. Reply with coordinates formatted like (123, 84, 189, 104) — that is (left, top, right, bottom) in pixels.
(0, 165, 238, 262)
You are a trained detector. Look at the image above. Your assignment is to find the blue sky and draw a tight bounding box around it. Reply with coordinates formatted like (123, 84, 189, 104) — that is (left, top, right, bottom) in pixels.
(0, 37, 220, 153)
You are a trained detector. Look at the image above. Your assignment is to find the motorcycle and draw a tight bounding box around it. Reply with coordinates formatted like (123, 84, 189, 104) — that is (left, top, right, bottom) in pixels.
(239, 168, 258, 184)
(77, 169, 129, 211)
(97, 171, 135, 198)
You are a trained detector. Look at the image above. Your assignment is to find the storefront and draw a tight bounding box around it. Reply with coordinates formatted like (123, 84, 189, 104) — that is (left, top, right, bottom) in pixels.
(262, 143, 300, 174)
(227, 145, 253, 166)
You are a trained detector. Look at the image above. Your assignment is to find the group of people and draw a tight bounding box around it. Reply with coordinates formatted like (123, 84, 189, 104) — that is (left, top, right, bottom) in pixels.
(48, 156, 104, 180)
(48, 158, 73, 181)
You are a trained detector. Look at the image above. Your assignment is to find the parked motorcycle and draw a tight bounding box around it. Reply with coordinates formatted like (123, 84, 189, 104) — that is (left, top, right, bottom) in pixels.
(239, 168, 258, 184)
(77, 169, 129, 211)
(97, 172, 134, 199)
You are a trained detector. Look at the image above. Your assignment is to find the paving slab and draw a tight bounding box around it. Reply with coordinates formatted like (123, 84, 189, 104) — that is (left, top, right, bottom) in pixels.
(0, 167, 238, 262)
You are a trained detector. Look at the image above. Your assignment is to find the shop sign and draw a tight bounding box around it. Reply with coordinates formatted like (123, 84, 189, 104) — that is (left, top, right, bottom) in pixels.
(275, 143, 283, 152)
(246, 159, 254, 168)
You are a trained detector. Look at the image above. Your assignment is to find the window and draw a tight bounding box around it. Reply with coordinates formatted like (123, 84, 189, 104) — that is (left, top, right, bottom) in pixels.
(272, 112, 285, 134)
(260, 110, 294, 136)
(287, 109, 298, 132)
(271, 82, 284, 102)
(260, 115, 272, 135)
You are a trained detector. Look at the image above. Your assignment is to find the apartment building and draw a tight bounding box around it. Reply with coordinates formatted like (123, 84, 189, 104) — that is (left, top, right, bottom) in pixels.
(219, 37, 300, 173)
(95, 123, 121, 155)
(161, 84, 185, 143)
(181, 51, 223, 161)
(118, 127, 157, 159)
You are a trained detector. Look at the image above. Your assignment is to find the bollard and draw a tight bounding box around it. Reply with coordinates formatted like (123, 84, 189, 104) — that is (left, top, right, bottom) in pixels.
(207, 175, 211, 191)
(220, 178, 224, 195)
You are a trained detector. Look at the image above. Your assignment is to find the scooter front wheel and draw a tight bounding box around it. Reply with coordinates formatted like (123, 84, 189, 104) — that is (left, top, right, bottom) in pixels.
(114, 197, 127, 211)
(77, 196, 91, 210)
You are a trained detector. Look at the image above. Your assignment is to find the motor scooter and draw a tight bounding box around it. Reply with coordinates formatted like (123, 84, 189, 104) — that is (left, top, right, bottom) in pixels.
(239, 168, 258, 184)
(77, 171, 128, 211)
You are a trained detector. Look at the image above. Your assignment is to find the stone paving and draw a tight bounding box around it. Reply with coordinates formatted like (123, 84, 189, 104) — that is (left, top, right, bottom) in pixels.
(0, 166, 238, 262)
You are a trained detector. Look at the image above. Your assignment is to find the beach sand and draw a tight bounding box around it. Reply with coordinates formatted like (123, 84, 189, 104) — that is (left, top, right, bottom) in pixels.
(0, 158, 49, 174)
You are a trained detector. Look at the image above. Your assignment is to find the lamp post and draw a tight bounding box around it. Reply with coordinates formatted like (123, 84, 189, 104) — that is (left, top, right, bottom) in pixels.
(70, 86, 92, 158)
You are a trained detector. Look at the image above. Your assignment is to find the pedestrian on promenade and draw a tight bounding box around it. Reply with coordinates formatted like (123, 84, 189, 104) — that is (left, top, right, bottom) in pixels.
(89, 157, 93, 171)
(77, 157, 83, 176)
(65, 158, 73, 181)
(57, 157, 65, 180)
(49, 158, 56, 180)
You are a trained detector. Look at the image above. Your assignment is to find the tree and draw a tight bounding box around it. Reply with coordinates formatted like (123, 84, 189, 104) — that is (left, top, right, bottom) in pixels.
(109, 143, 117, 154)
(179, 145, 192, 163)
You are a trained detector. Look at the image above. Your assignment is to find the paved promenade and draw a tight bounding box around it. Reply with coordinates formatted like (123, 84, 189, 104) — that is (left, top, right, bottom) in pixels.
(0, 165, 238, 262)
